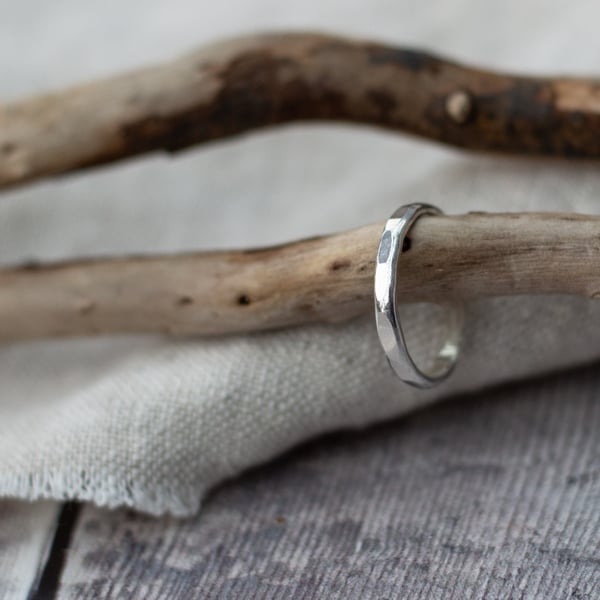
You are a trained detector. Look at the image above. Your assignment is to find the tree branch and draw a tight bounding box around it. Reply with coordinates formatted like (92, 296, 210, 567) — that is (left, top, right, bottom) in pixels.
(0, 212, 598, 341)
(2, 32, 600, 189)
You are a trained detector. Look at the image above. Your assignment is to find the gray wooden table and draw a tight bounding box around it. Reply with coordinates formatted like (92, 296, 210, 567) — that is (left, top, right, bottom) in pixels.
(2, 364, 600, 600)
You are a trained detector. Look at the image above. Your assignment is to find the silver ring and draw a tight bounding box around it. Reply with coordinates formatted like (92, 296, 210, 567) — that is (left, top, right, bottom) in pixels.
(374, 203, 463, 388)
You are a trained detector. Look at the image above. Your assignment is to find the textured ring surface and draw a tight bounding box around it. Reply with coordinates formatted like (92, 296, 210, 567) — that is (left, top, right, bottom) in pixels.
(374, 203, 463, 388)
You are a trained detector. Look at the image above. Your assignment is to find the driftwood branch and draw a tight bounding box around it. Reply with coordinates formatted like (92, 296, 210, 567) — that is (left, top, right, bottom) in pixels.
(0, 212, 599, 341)
(2, 32, 600, 189)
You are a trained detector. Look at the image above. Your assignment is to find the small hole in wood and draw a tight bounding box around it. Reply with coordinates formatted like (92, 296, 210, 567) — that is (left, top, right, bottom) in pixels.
(330, 259, 351, 271)
(79, 301, 95, 315)
(402, 236, 411, 252)
(177, 296, 193, 306)
(237, 294, 251, 306)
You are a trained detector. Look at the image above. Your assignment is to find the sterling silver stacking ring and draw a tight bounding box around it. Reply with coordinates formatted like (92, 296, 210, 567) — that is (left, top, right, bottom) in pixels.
(374, 203, 463, 388)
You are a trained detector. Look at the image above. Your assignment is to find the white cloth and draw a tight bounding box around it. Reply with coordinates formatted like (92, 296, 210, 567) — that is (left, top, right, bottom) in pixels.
(2, 0, 600, 516)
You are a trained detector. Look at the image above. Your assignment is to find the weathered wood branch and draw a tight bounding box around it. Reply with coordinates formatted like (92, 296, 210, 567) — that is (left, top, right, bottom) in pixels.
(0, 212, 598, 341)
(2, 33, 600, 189)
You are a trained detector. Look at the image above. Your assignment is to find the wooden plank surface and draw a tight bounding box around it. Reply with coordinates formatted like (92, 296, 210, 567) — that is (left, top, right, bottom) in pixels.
(55, 505, 215, 599)
(0, 500, 61, 600)
(51, 366, 600, 599)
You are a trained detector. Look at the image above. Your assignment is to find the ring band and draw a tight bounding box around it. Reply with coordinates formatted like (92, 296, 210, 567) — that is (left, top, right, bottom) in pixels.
(374, 203, 463, 388)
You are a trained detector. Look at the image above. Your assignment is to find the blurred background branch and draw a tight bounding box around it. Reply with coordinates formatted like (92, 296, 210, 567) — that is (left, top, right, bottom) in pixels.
(2, 32, 600, 190)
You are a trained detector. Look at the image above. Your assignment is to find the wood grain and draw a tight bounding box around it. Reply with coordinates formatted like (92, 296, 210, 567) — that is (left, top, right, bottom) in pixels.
(0, 501, 61, 600)
(0, 212, 599, 342)
(57, 505, 203, 599)
(51, 374, 600, 598)
(3, 32, 600, 189)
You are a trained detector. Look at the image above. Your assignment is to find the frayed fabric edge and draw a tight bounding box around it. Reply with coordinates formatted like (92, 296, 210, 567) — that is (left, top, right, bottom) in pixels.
(0, 470, 206, 517)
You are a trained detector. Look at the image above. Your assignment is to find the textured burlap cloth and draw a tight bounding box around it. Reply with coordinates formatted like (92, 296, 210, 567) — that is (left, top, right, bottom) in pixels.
(1, 0, 600, 517)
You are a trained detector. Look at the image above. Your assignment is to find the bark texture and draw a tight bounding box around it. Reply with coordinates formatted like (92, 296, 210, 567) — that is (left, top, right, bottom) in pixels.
(0, 212, 599, 341)
(2, 33, 600, 188)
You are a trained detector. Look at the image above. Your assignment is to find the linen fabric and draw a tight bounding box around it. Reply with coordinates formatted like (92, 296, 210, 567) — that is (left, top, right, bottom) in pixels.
(1, 0, 600, 516)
